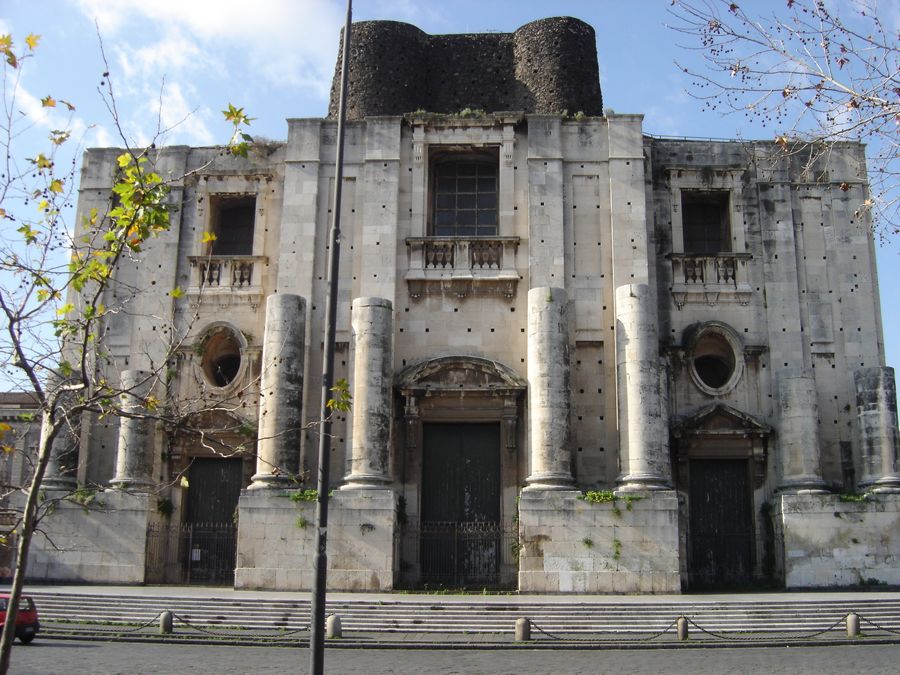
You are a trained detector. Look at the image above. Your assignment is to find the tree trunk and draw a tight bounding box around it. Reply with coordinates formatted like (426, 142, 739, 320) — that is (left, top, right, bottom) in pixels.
(0, 414, 55, 674)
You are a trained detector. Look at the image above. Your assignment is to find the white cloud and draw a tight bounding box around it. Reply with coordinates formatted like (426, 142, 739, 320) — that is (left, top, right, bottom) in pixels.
(73, 0, 344, 94)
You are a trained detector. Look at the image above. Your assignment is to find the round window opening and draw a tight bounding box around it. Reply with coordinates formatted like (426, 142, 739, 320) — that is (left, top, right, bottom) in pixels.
(201, 329, 242, 387)
(692, 332, 736, 391)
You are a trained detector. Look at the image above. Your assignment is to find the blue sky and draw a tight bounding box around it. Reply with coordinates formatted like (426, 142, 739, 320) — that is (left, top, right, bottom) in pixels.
(1, 0, 897, 372)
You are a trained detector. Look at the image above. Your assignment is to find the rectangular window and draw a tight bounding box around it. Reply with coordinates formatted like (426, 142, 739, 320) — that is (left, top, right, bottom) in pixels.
(682, 191, 730, 254)
(431, 150, 498, 236)
(210, 195, 256, 255)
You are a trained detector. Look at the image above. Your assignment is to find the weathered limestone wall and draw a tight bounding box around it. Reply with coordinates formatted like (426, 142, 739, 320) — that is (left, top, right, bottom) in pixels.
(518, 490, 680, 593)
(776, 494, 900, 587)
(235, 488, 396, 591)
(27, 491, 152, 584)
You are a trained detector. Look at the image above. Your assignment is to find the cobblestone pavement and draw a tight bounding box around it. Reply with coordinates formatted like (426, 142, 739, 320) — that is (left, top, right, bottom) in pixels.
(9, 641, 900, 674)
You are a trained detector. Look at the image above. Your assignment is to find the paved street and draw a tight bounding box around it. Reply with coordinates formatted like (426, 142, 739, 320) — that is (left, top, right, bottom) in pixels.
(8, 641, 900, 674)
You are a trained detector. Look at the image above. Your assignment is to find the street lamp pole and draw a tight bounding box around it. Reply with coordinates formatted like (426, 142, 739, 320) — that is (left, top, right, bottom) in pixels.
(310, 1, 352, 673)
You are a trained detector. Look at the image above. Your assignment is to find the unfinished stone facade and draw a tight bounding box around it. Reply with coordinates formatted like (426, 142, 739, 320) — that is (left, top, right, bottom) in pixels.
(25, 17, 900, 592)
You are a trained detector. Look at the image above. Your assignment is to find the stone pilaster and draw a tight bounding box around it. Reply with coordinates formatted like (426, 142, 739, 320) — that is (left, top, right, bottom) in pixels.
(250, 293, 306, 488)
(525, 286, 574, 490)
(778, 368, 827, 493)
(855, 367, 900, 492)
(43, 370, 79, 491)
(109, 370, 154, 491)
(343, 297, 393, 489)
(615, 284, 670, 491)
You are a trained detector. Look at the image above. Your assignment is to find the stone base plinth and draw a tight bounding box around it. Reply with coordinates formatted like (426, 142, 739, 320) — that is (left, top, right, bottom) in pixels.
(27, 489, 152, 584)
(517, 489, 680, 593)
(234, 487, 396, 591)
(775, 493, 900, 588)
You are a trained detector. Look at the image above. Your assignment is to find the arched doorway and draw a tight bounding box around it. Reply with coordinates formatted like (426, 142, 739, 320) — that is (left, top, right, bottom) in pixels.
(396, 356, 526, 588)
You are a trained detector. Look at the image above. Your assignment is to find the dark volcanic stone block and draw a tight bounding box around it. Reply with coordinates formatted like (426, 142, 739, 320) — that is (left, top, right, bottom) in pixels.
(328, 17, 603, 119)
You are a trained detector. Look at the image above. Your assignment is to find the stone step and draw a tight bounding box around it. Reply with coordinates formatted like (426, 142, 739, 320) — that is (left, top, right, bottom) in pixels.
(27, 591, 900, 634)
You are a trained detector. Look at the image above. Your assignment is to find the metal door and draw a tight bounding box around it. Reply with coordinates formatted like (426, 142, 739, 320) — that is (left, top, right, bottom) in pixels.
(421, 423, 501, 586)
(183, 457, 242, 584)
(688, 459, 753, 589)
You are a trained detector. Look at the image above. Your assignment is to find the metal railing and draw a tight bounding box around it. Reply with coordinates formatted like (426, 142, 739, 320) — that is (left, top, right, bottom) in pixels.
(397, 520, 518, 589)
(146, 521, 237, 585)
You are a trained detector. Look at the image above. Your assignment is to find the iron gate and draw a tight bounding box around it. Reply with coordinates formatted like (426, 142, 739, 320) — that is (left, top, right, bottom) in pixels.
(398, 520, 518, 589)
(146, 521, 237, 585)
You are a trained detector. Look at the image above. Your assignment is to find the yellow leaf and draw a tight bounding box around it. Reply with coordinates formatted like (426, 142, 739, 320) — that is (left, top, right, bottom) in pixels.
(49, 179, 64, 193)
(1, 445, 13, 455)
(24, 33, 40, 50)
(0, 422, 11, 435)
(41, 95, 56, 108)
(169, 286, 184, 298)
(0, 208, 6, 219)
(180, 476, 189, 488)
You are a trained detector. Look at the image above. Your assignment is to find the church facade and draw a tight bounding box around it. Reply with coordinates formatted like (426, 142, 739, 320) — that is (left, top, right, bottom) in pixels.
(28, 18, 900, 592)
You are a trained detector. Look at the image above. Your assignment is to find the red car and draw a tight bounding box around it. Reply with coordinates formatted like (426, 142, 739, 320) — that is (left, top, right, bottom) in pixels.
(0, 594, 40, 643)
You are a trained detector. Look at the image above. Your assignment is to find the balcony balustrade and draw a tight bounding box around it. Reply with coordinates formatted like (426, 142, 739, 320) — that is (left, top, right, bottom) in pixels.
(405, 237, 520, 299)
(669, 253, 752, 308)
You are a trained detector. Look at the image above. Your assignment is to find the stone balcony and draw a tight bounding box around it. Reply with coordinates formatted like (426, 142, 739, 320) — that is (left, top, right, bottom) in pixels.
(669, 253, 752, 308)
(186, 255, 267, 307)
(404, 237, 520, 300)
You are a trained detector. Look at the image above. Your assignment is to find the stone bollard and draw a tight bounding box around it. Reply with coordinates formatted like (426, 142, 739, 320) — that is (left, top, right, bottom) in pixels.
(676, 616, 689, 641)
(515, 617, 531, 642)
(846, 612, 860, 638)
(326, 614, 342, 639)
(159, 610, 173, 634)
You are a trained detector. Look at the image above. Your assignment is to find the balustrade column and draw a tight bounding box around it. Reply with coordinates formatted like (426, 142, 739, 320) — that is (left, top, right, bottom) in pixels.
(250, 293, 306, 488)
(525, 287, 574, 490)
(615, 284, 671, 491)
(777, 368, 827, 493)
(344, 297, 394, 488)
(855, 367, 900, 492)
(109, 370, 154, 491)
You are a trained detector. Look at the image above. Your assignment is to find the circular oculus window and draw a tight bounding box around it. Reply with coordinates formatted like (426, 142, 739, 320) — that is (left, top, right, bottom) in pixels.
(200, 327, 244, 388)
(689, 327, 742, 395)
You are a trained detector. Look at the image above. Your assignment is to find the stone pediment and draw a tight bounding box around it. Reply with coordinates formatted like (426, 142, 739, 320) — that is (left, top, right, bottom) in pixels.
(397, 356, 526, 394)
(672, 403, 770, 439)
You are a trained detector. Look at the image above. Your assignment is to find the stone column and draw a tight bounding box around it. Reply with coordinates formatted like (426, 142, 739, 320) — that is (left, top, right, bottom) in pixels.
(615, 284, 671, 491)
(855, 367, 900, 492)
(344, 297, 393, 489)
(109, 370, 154, 491)
(43, 370, 79, 491)
(777, 368, 827, 493)
(250, 293, 306, 488)
(525, 287, 574, 490)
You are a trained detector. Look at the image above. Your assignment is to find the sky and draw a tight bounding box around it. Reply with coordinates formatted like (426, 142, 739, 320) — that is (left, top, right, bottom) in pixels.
(1, 0, 898, 372)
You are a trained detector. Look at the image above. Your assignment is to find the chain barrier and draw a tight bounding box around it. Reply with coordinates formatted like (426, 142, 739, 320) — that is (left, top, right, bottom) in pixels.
(50, 612, 168, 635)
(172, 613, 310, 638)
(859, 615, 900, 636)
(528, 614, 855, 644)
(530, 618, 679, 643)
(682, 614, 847, 642)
